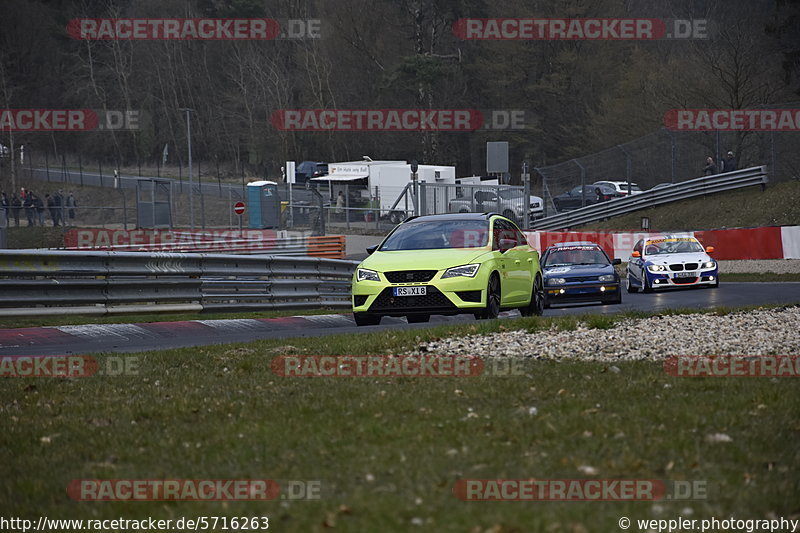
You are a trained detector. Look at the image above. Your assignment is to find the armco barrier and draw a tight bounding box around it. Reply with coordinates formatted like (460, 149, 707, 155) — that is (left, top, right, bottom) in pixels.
(64, 229, 347, 259)
(533, 166, 769, 230)
(524, 225, 800, 260)
(0, 250, 358, 317)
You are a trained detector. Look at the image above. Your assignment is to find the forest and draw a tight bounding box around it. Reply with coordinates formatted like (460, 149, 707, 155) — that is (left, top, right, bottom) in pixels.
(0, 0, 798, 179)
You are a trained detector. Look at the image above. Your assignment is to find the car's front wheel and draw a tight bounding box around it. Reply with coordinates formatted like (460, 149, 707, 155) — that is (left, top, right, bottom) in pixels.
(626, 275, 638, 293)
(353, 313, 381, 326)
(520, 275, 544, 316)
(475, 274, 501, 320)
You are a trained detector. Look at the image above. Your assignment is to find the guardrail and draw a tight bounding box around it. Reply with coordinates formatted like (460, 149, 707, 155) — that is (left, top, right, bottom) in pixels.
(0, 250, 358, 317)
(532, 166, 769, 230)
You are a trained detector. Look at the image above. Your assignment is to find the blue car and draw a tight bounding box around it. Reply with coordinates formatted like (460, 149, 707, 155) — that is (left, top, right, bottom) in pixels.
(541, 242, 622, 308)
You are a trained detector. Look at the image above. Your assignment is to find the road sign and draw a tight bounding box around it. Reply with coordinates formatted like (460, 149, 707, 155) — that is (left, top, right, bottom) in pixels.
(233, 201, 246, 215)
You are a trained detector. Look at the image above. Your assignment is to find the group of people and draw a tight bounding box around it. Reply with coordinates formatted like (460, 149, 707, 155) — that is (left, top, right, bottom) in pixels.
(703, 151, 738, 176)
(1, 188, 77, 227)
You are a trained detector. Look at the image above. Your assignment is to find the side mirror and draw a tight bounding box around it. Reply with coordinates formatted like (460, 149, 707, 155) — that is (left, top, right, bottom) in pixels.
(631, 251, 641, 258)
(366, 245, 378, 255)
(612, 258, 622, 265)
(706, 246, 715, 253)
(499, 239, 516, 253)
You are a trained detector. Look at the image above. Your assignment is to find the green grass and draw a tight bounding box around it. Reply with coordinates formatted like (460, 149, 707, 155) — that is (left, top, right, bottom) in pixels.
(1, 304, 799, 531)
(579, 180, 800, 231)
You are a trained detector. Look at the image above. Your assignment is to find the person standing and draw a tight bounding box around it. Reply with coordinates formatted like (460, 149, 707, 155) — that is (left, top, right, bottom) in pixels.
(11, 193, 21, 227)
(722, 151, 737, 172)
(702, 156, 717, 176)
(23, 190, 35, 226)
(1, 192, 8, 226)
(46, 194, 59, 226)
(34, 193, 45, 226)
(66, 192, 76, 221)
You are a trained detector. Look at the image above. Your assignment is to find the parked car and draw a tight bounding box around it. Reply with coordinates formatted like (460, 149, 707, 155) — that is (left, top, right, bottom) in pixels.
(626, 234, 718, 292)
(593, 181, 643, 196)
(552, 184, 619, 212)
(540, 242, 622, 307)
(448, 187, 544, 224)
(351, 213, 544, 325)
(650, 182, 675, 190)
(294, 161, 328, 183)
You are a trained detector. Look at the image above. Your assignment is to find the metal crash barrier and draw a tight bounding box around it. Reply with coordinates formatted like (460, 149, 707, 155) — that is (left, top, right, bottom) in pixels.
(0, 250, 358, 317)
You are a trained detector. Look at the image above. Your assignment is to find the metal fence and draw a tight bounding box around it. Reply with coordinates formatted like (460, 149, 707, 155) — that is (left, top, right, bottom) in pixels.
(536, 121, 799, 217)
(0, 249, 358, 317)
(532, 166, 768, 230)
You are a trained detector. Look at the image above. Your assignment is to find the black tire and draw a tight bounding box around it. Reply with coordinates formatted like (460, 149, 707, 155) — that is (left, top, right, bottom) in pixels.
(626, 276, 638, 293)
(642, 275, 653, 293)
(353, 313, 381, 326)
(475, 274, 501, 320)
(710, 277, 720, 289)
(406, 314, 430, 323)
(520, 275, 545, 316)
(388, 211, 404, 224)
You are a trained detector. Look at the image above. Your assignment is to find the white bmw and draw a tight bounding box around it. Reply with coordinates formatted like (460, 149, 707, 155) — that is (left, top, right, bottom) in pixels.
(626, 235, 719, 292)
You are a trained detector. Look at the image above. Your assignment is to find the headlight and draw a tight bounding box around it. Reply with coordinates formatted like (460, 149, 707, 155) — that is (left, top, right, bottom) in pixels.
(357, 268, 380, 282)
(703, 261, 716, 269)
(598, 274, 616, 282)
(547, 277, 566, 285)
(647, 264, 667, 273)
(442, 263, 480, 279)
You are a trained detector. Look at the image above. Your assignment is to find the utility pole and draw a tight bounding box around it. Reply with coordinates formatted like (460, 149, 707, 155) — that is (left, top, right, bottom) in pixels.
(179, 108, 194, 229)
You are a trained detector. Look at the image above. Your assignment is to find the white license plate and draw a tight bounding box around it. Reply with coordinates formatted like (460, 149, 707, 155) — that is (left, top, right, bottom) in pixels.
(394, 286, 427, 296)
(675, 271, 696, 278)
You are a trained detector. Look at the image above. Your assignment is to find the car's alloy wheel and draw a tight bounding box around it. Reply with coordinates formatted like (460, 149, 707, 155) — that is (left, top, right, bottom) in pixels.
(475, 274, 501, 320)
(406, 314, 430, 323)
(626, 275, 638, 293)
(521, 275, 544, 316)
(353, 313, 381, 326)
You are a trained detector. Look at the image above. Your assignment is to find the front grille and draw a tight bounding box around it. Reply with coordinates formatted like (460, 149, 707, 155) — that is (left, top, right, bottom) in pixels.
(670, 263, 699, 271)
(456, 290, 482, 303)
(669, 264, 683, 271)
(353, 295, 368, 307)
(385, 270, 437, 283)
(684, 262, 699, 270)
(369, 286, 457, 311)
(566, 276, 598, 283)
(673, 276, 697, 284)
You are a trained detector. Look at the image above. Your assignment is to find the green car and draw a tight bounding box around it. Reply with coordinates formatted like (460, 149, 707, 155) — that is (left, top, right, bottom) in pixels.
(352, 213, 544, 326)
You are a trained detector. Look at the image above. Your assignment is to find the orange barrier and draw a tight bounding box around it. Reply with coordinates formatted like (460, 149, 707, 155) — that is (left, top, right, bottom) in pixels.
(307, 235, 346, 259)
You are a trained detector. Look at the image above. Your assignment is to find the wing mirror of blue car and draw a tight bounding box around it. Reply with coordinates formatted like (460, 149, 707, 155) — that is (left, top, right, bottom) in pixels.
(366, 244, 378, 255)
(612, 258, 622, 265)
(499, 239, 516, 253)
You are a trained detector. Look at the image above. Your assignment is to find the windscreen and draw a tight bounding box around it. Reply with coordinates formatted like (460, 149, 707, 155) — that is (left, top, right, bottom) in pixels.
(379, 219, 490, 250)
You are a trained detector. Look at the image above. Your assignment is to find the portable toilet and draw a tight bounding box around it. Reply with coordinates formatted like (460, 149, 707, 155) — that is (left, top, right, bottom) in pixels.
(246, 180, 280, 229)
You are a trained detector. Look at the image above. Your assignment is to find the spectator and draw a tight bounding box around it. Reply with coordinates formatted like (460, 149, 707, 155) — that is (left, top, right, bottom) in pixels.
(335, 190, 345, 216)
(34, 193, 45, 226)
(702, 156, 717, 176)
(66, 192, 76, 221)
(46, 194, 59, 226)
(23, 190, 35, 226)
(54, 189, 64, 226)
(722, 151, 737, 173)
(11, 194, 21, 227)
(1, 192, 8, 225)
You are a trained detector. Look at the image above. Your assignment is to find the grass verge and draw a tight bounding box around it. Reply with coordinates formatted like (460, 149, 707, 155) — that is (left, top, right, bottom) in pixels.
(1, 304, 799, 531)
